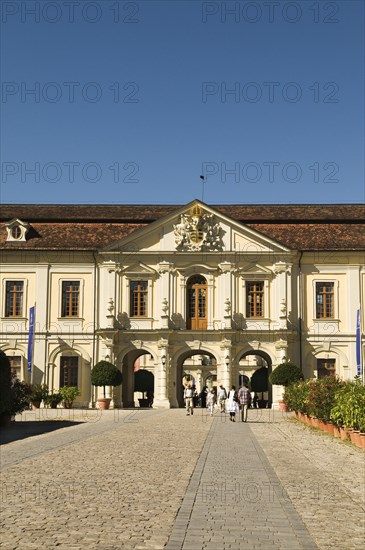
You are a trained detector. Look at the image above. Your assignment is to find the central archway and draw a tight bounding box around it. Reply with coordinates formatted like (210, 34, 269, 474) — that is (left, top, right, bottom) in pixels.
(237, 350, 273, 408)
(175, 349, 217, 407)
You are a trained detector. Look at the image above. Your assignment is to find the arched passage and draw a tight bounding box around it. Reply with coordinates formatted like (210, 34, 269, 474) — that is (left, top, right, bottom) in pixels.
(175, 349, 217, 407)
(237, 350, 273, 408)
(120, 349, 155, 408)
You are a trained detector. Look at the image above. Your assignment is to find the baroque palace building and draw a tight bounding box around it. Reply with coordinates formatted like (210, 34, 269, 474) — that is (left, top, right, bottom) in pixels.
(0, 200, 364, 408)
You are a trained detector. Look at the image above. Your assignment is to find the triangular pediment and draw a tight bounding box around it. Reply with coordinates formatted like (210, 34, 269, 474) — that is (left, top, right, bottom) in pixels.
(101, 200, 290, 255)
(122, 262, 156, 276)
(7, 218, 29, 228)
(240, 264, 273, 276)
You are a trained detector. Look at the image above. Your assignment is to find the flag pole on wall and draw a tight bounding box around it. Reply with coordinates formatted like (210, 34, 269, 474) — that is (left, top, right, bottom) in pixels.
(356, 308, 362, 380)
(27, 305, 36, 384)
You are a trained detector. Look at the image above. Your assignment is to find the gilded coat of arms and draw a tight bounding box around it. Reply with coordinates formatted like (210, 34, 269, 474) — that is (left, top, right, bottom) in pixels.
(173, 206, 223, 251)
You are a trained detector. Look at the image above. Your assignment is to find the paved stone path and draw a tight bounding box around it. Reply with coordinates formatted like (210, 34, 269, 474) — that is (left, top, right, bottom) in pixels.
(1, 408, 364, 550)
(166, 414, 318, 550)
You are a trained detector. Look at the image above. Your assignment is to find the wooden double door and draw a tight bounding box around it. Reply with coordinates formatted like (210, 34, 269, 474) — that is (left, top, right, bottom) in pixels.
(187, 275, 207, 330)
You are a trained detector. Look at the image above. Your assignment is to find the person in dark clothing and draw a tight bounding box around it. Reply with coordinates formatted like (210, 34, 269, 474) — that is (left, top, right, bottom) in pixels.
(200, 386, 208, 408)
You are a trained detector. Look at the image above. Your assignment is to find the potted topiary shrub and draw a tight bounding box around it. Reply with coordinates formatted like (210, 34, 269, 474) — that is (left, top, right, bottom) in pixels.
(91, 361, 123, 409)
(44, 392, 63, 409)
(29, 383, 49, 409)
(59, 386, 80, 409)
(134, 369, 154, 407)
(269, 361, 303, 411)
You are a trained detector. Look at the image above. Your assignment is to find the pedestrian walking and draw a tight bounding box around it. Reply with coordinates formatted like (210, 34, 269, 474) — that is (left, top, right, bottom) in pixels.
(217, 383, 227, 413)
(252, 392, 259, 409)
(207, 389, 216, 416)
(227, 385, 239, 421)
(193, 387, 199, 408)
(184, 384, 194, 415)
(238, 382, 252, 422)
(200, 385, 208, 408)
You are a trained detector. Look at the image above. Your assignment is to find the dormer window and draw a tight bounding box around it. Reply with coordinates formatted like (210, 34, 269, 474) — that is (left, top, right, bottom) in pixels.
(5, 219, 30, 242)
(11, 226, 22, 240)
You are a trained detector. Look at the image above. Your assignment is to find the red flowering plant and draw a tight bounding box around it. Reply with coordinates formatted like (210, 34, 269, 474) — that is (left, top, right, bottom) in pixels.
(283, 380, 311, 414)
(307, 376, 343, 421)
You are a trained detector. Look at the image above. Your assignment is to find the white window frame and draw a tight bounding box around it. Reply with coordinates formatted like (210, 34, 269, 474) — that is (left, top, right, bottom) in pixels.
(312, 279, 339, 321)
(58, 279, 84, 320)
(242, 277, 269, 319)
(125, 277, 153, 319)
(2, 278, 28, 318)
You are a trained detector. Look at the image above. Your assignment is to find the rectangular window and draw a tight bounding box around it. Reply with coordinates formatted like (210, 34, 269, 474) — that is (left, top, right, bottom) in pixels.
(317, 359, 336, 379)
(10, 356, 22, 379)
(316, 282, 334, 319)
(60, 356, 78, 387)
(130, 281, 148, 317)
(5, 281, 24, 317)
(61, 281, 80, 317)
(246, 282, 264, 318)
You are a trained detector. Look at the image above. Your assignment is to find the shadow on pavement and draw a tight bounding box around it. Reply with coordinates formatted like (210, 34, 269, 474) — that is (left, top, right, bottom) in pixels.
(0, 421, 83, 445)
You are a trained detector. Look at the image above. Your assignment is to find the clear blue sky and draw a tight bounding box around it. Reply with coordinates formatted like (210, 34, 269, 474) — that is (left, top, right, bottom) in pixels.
(1, 0, 364, 204)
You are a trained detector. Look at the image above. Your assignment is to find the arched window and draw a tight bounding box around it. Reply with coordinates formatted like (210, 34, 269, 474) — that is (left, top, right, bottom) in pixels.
(186, 275, 208, 330)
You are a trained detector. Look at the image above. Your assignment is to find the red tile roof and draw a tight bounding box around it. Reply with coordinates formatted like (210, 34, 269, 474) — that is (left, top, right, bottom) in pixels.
(1, 203, 364, 222)
(0, 204, 364, 251)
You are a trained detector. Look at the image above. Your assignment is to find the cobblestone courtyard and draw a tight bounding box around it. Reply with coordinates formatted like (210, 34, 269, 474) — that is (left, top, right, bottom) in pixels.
(1, 409, 364, 550)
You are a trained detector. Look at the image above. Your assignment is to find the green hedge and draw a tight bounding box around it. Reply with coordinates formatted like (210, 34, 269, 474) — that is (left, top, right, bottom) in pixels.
(284, 376, 365, 430)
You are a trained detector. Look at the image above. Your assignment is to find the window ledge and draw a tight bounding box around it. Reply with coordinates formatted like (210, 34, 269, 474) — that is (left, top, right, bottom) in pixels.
(57, 317, 84, 321)
(313, 318, 340, 323)
(1, 317, 27, 321)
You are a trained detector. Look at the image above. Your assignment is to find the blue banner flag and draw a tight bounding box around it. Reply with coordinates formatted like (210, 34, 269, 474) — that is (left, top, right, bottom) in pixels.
(27, 306, 35, 374)
(356, 309, 362, 377)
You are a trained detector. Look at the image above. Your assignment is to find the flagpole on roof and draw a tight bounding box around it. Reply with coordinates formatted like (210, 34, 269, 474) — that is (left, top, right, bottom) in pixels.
(199, 175, 205, 202)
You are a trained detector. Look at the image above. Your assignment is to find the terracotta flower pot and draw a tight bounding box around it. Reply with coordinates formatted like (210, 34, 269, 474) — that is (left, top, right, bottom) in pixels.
(350, 430, 363, 449)
(311, 418, 320, 429)
(340, 427, 350, 441)
(97, 398, 111, 410)
(333, 425, 341, 438)
(279, 401, 288, 412)
(323, 422, 334, 436)
(318, 419, 326, 432)
(359, 433, 365, 451)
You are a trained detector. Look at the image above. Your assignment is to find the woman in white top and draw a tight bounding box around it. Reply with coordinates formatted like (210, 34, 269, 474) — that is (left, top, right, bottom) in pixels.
(227, 385, 239, 422)
(207, 389, 216, 416)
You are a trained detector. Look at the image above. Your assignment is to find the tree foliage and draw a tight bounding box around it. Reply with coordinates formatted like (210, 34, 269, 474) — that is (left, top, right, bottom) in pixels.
(269, 361, 303, 387)
(250, 367, 268, 392)
(91, 361, 122, 398)
(134, 369, 154, 395)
